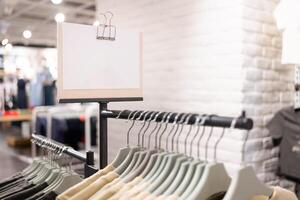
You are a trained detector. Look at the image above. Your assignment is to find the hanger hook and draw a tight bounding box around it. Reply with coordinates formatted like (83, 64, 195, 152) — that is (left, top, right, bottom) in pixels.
(142, 111, 157, 148)
(197, 115, 208, 160)
(172, 113, 188, 153)
(213, 127, 226, 162)
(116, 110, 129, 119)
(166, 112, 181, 152)
(154, 112, 169, 148)
(180, 113, 194, 155)
(125, 110, 138, 147)
(158, 112, 173, 150)
(189, 114, 202, 157)
(204, 115, 217, 163)
(234, 110, 249, 165)
(136, 110, 150, 146)
(147, 111, 162, 149)
(126, 111, 141, 146)
(182, 113, 196, 156)
(213, 116, 238, 162)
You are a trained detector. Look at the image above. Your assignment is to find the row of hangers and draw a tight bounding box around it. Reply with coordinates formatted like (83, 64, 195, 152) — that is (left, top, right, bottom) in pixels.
(19, 136, 83, 197)
(88, 110, 273, 200)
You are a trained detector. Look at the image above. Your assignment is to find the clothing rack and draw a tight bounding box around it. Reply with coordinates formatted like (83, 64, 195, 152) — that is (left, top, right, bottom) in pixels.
(31, 134, 98, 178)
(97, 102, 254, 169)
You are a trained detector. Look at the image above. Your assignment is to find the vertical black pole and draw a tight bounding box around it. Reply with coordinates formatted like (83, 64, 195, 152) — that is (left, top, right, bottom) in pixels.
(99, 102, 108, 169)
(85, 151, 95, 178)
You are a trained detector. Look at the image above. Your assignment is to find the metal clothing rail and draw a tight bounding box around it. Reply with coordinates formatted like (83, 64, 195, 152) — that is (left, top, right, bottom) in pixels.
(32, 134, 98, 178)
(98, 102, 254, 169)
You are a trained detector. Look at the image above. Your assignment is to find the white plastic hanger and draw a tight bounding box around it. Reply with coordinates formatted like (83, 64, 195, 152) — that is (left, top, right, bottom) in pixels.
(223, 123, 273, 200)
(129, 111, 162, 180)
(121, 111, 154, 177)
(120, 112, 167, 198)
(151, 113, 195, 194)
(123, 112, 168, 182)
(110, 110, 132, 168)
(52, 152, 82, 194)
(144, 113, 190, 187)
(184, 116, 232, 199)
(176, 115, 208, 197)
(127, 112, 187, 200)
(223, 166, 273, 200)
(116, 111, 144, 174)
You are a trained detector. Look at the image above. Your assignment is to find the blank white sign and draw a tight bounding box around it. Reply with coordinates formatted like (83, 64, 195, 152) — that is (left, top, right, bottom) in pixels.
(57, 22, 143, 101)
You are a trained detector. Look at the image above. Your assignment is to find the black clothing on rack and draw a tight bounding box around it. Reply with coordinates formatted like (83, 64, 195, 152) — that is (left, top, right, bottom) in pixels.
(43, 84, 55, 106)
(267, 106, 300, 179)
(2, 182, 48, 200)
(0, 173, 23, 188)
(207, 191, 227, 200)
(36, 191, 57, 200)
(17, 79, 28, 109)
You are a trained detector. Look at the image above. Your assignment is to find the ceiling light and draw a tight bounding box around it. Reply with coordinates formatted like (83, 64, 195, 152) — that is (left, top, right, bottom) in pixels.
(1, 38, 9, 46)
(93, 20, 100, 26)
(55, 13, 65, 23)
(51, 0, 63, 5)
(5, 43, 13, 51)
(23, 30, 32, 39)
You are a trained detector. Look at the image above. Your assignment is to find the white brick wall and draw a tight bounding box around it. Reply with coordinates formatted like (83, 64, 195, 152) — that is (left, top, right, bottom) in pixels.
(96, 0, 294, 183)
(240, 0, 293, 183)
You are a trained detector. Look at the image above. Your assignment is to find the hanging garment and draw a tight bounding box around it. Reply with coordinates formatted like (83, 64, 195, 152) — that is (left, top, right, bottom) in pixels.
(0, 173, 23, 188)
(56, 164, 115, 200)
(30, 74, 44, 107)
(43, 84, 55, 106)
(2, 182, 48, 200)
(35, 114, 97, 150)
(267, 106, 300, 179)
(250, 186, 298, 200)
(37, 191, 58, 200)
(274, 0, 300, 64)
(17, 79, 28, 109)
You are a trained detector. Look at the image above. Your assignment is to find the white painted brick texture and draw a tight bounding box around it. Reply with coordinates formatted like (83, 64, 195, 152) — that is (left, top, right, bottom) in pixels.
(96, 0, 294, 183)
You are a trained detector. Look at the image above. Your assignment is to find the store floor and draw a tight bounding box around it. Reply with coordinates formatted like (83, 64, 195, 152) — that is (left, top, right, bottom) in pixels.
(0, 126, 30, 179)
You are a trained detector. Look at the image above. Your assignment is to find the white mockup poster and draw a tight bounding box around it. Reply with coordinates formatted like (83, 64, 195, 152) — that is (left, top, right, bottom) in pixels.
(57, 22, 143, 102)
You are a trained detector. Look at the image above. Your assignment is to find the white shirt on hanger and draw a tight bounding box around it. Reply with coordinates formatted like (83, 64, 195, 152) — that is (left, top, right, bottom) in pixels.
(274, 0, 300, 64)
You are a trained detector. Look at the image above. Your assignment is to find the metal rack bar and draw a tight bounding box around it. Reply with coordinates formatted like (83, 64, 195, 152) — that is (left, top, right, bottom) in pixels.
(97, 106, 254, 168)
(101, 110, 253, 130)
(31, 134, 98, 177)
(99, 102, 108, 169)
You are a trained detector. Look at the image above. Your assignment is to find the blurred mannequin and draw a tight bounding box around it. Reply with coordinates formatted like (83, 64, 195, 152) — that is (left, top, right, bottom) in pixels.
(30, 57, 54, 107)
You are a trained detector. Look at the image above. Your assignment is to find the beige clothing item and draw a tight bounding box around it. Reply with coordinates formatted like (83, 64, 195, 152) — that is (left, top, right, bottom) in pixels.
(69, 171, 118, 200)
(98, 177, 121, 192)
(131, 191, 150, 200)
(250, 187, 298, 200)
(155, 196, 166, 200)
(164, 194, 180, 200)
(89, 181, 125, 200)
(108, 176, 143, 200)
(123, 181, 150, 198)
(144, 194, 157, 200)
(56, 164, 114, 200)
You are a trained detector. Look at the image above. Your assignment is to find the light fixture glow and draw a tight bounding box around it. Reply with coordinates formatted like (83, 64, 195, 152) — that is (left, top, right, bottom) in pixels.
(5, 43, 13, 51)
(55, 13, 65, 23)
(1, 38, 8, 46)
(23, 30, 32, 39)
(93, 20, 100, 26)
(51, 0, 63, 5)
